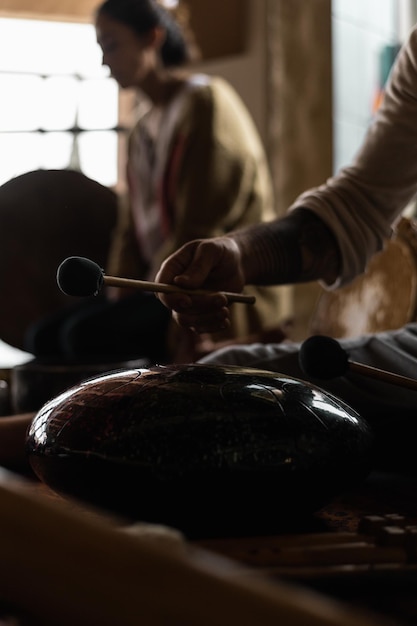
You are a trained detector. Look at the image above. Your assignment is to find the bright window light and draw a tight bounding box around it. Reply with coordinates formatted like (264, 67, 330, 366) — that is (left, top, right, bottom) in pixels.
(0, 18, 107, 77)
(0, 74, 44, 131)
(0, 18, 120, 188)
(0, 133, 42, 181)
(78, 131, 119, 187)
(40, 132, 75, 169)
(78, 79, 119, 129)
(41, 77, 80, 130)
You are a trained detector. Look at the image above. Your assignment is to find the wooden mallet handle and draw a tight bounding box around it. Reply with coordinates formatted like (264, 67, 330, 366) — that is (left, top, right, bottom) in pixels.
(347, 359, 417, 391)
(103, 275, 255, 304)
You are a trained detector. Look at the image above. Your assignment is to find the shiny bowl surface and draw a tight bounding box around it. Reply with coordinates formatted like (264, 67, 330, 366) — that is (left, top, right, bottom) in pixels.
(26, 363, 373, 537)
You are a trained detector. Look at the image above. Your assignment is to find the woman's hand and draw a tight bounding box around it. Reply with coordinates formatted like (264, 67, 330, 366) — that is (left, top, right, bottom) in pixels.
(155, 237, 245, 334)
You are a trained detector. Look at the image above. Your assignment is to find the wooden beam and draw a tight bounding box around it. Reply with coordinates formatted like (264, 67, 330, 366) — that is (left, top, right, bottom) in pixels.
(186, 0, 248, 60)
(0, 0, 98, 22)
(0, 0, 248, 59)
(265, 0, 333, 340)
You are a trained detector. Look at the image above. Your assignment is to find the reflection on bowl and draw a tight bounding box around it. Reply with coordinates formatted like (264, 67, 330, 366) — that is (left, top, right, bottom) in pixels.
(12, 357, 150, 413)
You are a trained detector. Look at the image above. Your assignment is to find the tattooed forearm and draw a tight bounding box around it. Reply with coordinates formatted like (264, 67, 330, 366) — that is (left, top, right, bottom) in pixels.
(294, 208, 342, 283)
(234, 208, 341, 286)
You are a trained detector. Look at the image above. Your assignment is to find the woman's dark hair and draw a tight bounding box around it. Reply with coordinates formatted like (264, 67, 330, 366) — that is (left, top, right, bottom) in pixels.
(96, 0, 196, 67)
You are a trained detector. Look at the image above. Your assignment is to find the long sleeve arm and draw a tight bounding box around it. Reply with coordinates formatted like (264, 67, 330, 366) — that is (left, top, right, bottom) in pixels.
(289, 25, 417, 288)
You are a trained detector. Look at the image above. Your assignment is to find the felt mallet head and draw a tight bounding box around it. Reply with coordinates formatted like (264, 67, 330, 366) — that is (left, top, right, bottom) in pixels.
(299, 335, 349, 379)
(57, 256, 104, 297)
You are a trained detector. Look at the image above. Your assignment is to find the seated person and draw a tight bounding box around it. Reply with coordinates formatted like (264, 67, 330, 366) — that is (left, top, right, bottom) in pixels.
(154, 21, 417, 454)
(25, 0, 283, 365)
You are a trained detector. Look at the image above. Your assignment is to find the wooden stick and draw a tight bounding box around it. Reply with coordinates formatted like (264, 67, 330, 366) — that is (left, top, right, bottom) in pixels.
(254, 542, 407, 568)
(103, 275, 256, 304)
(196, 535, 407, 568)
(348, 359, 417, 391)
(196, 531, 371, 556)
(261, 562, 417, 581)
(196, 515, 417, 569)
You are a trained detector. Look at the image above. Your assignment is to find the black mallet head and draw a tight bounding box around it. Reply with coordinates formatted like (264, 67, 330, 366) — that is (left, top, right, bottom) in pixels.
(57, 256, 104, 297)
(299, 335, 349, 380)
(300, 334, 417, 392)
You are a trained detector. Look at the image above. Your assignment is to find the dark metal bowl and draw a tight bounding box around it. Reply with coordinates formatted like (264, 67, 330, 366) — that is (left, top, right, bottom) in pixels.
(26, 363, 373, 537)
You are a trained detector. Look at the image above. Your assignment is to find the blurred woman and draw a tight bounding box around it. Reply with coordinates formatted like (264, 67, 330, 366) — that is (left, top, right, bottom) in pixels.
(26, 0, 283, 364)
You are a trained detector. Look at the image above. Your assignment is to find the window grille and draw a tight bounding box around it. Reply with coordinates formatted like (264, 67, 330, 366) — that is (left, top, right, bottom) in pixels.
(0, 17, 123, 188)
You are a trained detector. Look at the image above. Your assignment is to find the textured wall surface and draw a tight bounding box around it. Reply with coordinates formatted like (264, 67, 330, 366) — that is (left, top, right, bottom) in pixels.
(266, 0, 333, 338)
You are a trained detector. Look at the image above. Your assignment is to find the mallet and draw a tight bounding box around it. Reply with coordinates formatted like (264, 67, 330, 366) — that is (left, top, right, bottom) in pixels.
(299, 334, 417, 391)
(56, 256, 256, 304)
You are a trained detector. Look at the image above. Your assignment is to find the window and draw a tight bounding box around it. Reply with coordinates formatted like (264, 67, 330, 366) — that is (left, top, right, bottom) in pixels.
(0, 18, 121, 188)
(331, 0, 400, 172)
